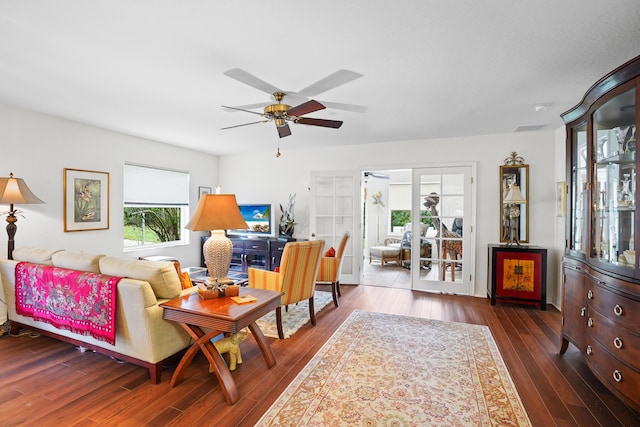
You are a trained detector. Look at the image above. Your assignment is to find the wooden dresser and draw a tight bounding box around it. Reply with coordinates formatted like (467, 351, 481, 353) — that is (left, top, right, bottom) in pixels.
(561, 259, 640, 411)
(560, 54, 640, 413)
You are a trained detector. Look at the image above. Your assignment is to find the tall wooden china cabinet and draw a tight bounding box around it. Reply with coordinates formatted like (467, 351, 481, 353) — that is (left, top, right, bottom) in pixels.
(560, 55, 640, 413)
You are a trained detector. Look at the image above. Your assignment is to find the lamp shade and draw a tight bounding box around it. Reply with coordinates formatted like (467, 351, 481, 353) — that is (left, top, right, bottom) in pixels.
(503, 185, 526, 204)
(0, 173, 45, 205)
(185, 194, 248, 231)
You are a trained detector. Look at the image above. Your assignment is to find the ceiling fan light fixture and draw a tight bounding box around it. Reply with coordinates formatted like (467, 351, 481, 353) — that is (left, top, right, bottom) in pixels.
(264, 103, 291, 115)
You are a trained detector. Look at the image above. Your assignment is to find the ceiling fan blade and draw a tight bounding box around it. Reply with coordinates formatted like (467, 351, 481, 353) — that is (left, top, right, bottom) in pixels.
(296, 117, 343, 129)
(297, 69, 363, 97)
(287, 100, 325, 117)
(277, 124, 292, 138)
(221, 105, 265, 116)
(320, 101, 368, 113)
(221, 120, 269, 130)
(223, 68, 281, 95)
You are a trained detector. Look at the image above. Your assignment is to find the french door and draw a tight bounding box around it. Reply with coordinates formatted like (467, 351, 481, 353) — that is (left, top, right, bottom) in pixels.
(411, 165, 474, 294)
(309, 170, 361, 284)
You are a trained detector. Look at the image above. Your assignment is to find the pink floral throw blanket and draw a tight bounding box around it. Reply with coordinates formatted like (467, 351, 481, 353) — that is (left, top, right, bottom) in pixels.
(15, 262, 121, 345)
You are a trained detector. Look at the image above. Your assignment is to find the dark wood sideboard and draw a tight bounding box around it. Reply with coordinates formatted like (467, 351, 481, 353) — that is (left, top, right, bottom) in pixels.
(200, 236, 292, 273)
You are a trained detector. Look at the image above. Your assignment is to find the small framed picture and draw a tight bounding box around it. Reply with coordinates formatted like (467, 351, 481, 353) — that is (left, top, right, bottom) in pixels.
(556, 181, 566, 217)
(64, 168, 110, 232)
(199, 186, 212, 199)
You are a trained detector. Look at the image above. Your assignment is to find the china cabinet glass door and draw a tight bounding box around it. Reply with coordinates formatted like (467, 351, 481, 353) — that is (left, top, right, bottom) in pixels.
(570, 123, 587, 255)
(590, 87, 636, 269)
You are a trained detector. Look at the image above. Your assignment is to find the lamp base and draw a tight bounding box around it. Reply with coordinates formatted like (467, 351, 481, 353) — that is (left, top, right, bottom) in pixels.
(6, 213, 17, 260)
(506, 213, 522, 246)
(203, 230, 233, 282)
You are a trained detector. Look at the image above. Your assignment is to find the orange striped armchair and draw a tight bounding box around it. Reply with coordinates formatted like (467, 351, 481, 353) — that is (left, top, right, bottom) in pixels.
(248, 240, 325, 339)
(316, 232, 350, 307)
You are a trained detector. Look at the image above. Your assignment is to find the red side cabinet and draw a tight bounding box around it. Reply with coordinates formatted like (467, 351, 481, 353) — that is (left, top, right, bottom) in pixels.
(488, 244, 547, 310)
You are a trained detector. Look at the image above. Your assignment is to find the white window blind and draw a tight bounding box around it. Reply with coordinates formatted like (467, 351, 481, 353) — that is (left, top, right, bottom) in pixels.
(124, 163, 189, 206)
(389, 184, 411, 210)
(389, 183, 439, 210)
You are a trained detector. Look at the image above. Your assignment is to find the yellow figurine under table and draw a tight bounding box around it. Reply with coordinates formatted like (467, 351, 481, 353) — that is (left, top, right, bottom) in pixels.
(210, 329, 249, 371)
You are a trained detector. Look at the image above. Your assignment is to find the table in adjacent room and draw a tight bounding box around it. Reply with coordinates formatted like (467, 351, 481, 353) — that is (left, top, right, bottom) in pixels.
(160, 287, 281, 405)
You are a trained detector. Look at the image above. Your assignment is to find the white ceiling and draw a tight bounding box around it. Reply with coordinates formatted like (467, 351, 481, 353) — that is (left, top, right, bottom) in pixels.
(1, 1, 639, 156)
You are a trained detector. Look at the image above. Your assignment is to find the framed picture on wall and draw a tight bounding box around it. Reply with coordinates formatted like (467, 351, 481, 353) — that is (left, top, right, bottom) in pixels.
(556, 181, 566, 217)
(199, 186, 212, 199)
(64, 168, 110, 232)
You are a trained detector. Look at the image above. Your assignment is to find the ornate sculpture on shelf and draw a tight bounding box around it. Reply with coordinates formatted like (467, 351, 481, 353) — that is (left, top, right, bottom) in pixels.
(279, 193, 296, 237)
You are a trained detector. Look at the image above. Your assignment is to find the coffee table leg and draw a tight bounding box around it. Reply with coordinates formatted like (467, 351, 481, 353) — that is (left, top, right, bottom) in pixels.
(171, 324, 239, 405)
(248, 321, 276, 368)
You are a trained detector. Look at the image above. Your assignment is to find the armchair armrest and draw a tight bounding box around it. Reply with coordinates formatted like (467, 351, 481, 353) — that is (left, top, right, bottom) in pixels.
(248, 267, 281, 292)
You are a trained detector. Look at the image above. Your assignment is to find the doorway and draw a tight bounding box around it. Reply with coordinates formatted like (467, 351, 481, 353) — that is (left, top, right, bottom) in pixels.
(361, 165, 475, 294)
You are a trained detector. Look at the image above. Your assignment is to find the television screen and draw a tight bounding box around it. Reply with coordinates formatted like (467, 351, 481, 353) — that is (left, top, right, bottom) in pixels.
(231, 204, 271, 235)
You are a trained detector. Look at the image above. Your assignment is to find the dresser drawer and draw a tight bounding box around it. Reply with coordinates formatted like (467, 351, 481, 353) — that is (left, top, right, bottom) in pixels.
(244, 240, 268, 254)
(588, 284, 640, 333)
(585, 340, 640, 405)
(587, 308, 640, 369)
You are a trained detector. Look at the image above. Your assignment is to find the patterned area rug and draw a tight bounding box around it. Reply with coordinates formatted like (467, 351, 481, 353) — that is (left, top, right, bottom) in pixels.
(255, 291, 333, 339)
(256, 310, 532, 426)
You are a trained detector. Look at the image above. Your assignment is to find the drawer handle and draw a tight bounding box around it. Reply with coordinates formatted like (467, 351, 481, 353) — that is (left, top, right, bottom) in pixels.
(613, 337, 623, 349)
(586, 345, 593, 355)
(580, 307, 586, 317)
(587, 318, 594, 328)
(587, 290, 594, 299)
(613, 370, 622, 383)
(613, 305, 623, 316)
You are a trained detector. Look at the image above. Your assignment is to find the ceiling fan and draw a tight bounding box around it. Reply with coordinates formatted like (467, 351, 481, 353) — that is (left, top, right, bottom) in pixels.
(221, 68, 366, 138)
(363, 171, 390, 180)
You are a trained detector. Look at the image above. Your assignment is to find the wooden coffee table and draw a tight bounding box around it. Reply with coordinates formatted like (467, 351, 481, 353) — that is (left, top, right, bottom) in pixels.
(160, 287, 281, 405)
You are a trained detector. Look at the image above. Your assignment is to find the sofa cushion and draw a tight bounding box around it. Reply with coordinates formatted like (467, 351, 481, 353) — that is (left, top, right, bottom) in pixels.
(99, 256, 182, 299)
(12, 247, 63, 265)
(52, 251, 105, 273)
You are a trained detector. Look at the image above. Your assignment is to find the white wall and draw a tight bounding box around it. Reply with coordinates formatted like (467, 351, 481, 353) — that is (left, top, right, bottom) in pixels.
(554, 126, 568, 306)
(0, 103, 218, 267)
(219, 131, 563, 304)
(0, 101, 565, 306)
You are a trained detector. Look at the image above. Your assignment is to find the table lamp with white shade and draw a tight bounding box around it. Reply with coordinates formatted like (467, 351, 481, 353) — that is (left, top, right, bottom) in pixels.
(503, 184, 527, 246)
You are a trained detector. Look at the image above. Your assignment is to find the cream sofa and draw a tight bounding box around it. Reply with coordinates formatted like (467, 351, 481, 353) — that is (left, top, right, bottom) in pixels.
(0, 247, 197, 383)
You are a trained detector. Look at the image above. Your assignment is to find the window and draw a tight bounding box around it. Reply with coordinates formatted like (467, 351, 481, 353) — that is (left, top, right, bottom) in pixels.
(123, 163, 190, 250)
(388, 183, 437, 233)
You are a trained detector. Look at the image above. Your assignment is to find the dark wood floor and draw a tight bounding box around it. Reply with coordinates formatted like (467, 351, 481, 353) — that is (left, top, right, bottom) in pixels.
(1, 284, 639, 426)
